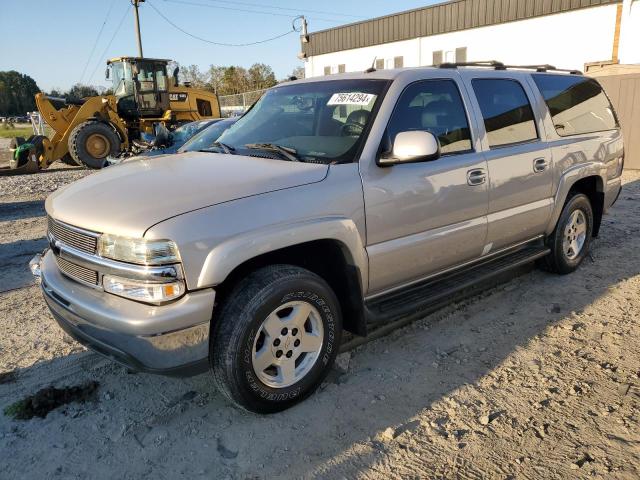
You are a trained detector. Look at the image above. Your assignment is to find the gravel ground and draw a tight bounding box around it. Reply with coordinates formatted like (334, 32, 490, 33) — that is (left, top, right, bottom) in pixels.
(0, 159, 639, 479)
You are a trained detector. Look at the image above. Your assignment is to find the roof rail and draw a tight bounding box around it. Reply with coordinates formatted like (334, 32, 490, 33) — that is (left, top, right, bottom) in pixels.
(438, 60, 506, 70)
(437, 61, 582, 75)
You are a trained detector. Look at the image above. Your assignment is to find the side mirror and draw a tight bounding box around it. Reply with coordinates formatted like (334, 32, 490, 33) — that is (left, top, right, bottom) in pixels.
(105, 67, 110, 80)
(378, 131, 440, 166)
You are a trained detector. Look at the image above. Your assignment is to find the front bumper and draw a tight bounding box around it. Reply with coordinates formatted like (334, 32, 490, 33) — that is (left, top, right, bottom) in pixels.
(40, 250, 214, 376)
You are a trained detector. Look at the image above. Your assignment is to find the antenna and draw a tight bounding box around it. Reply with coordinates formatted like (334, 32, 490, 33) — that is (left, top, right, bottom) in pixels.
(365, 57, 377, 73)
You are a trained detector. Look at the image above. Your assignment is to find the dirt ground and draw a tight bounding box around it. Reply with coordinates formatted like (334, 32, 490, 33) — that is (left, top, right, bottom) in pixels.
(0, 158, 639, 479)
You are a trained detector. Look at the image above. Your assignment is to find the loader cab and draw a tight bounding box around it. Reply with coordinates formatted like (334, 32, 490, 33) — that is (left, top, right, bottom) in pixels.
(107, 57, 170, 119)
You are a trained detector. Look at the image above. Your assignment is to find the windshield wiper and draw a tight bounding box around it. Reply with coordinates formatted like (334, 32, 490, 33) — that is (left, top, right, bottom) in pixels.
(244, 143, 300, 162)
(199, 141, 236, 155)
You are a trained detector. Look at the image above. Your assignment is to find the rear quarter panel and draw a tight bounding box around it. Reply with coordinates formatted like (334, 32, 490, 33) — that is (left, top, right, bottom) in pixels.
(523, 75, 624, 233)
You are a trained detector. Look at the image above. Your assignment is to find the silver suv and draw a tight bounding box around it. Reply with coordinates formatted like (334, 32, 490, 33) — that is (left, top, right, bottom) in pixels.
(39, 64, 624, 413)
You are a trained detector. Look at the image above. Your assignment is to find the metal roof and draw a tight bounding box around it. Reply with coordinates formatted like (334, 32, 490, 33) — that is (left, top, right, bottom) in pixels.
(107, 57, 172, 64)
(301, 0, 621, 57)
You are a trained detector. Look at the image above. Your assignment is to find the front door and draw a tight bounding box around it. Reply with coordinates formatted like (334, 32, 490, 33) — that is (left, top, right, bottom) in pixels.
(134, 61, 170, 117)
(361, 78, 489, 295)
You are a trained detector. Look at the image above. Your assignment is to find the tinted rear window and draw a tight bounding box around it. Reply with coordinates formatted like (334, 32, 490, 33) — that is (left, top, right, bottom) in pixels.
(472, 79, 538, 148)
(532, 74, 618, 136)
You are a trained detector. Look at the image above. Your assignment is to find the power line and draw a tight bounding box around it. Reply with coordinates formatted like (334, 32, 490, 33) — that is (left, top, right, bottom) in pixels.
(79, 0, 117, 84)
(87, 4, 132, 84)
(197, 0, 364, 19)
(148, 1, 302, 46)
(160, 0, 344, 24)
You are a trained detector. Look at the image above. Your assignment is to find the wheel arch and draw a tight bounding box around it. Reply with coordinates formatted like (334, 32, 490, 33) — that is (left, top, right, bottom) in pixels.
(547, 166, 605, 237)
(209, 236, 368, 337)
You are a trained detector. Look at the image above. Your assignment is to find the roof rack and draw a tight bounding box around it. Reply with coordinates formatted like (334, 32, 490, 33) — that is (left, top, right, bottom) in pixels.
(437, 61, 582, 75)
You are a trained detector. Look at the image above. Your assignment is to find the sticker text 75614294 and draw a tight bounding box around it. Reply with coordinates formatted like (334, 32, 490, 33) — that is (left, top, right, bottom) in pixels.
(327, 93, 375, 106)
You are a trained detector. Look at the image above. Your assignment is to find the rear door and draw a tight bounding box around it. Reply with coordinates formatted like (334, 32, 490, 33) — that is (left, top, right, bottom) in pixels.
(461, 71, 554, 252)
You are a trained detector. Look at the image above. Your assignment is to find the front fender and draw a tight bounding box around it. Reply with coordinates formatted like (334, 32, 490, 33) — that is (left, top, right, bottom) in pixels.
(545, 162, 605, 235)
(197, 216, 368, 290)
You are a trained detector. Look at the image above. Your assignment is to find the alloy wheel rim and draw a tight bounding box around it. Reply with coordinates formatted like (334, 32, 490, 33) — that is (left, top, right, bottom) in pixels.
(562, 209, 587, 260)
(86, 133, 110, 158)
(251, 300, 324, 389)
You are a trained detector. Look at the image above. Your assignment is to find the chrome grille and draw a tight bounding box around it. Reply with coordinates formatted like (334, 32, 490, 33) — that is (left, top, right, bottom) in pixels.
(48, 216, 98, 254)
(56, 256, 99, 286)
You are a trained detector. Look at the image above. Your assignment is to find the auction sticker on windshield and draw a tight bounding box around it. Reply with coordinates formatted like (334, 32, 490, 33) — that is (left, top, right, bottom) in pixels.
(327, 93, 375, 106)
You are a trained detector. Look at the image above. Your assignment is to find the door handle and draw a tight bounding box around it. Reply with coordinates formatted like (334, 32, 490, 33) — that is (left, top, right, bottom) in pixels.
(533, 158, 548, 173)
(467, 168, 487, 186)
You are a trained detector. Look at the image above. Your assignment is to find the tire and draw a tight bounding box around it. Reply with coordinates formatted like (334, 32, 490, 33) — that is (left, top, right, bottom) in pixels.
(211, 265, 342, 413)
(68, 121, 121, 169)
(9, 137, 25, 150)
(542, 193, 593, 274)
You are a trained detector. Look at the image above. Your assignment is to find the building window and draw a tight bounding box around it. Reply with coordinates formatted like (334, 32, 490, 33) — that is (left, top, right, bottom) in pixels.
(375, 59, 385, 70)
(338, 64, 346, 73)
(432, 51, 443, 66)
(472, 79, 538, 148)
(455, 47, 467, 63)
(394, 56, 404, 68)
(323, 66, 331, 75)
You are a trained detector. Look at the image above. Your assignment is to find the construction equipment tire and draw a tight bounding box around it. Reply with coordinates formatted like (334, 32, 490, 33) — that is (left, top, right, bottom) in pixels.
(69, 121, 121, 169)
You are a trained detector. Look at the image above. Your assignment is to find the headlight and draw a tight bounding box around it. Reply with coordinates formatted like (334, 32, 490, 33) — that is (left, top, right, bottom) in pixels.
(103, 275, 184, 303)
(97, 234, 180, 265)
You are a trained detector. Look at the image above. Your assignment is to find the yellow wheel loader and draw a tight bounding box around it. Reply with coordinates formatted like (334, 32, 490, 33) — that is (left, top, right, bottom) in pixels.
(9, 57, 221, 172)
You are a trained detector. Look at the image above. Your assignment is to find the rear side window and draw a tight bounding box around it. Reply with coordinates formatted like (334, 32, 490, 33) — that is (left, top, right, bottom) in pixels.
(532, 74, 618, 136)
(387, 79, 472, 155)
(472, 79, 538, 148)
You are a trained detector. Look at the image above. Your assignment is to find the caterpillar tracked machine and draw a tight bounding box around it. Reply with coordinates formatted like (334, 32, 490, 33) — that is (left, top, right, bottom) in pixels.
(3, 57, 221, 174)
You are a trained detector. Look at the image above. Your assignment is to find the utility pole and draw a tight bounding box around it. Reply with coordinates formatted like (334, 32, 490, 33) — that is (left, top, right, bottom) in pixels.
(133, 0, 145, 58)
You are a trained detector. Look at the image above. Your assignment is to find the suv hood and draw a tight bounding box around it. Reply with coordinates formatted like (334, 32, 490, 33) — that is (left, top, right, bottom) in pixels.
(46, 152, 329, 237)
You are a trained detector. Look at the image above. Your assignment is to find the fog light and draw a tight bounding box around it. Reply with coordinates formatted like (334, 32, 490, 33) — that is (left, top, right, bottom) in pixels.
(103, 275, 184, 304)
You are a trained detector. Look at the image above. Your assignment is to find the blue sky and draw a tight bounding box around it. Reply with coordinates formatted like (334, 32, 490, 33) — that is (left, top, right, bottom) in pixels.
(0, 0, 442, 92)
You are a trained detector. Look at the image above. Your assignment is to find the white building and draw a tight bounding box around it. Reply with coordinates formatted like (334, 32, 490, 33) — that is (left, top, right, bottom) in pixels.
(300, 0, 640, 77)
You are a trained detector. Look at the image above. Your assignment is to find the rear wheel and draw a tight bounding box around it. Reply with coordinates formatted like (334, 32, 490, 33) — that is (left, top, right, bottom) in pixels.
(68, 121, 121, 169)
(542, 193, 593, 274)
(211, 265, 342, 413)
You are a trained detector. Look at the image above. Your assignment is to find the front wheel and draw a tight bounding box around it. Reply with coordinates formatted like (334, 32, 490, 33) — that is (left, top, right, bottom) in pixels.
(542, 192, 593, 274)
(68, 121, 121, 169)
(210, 265, 342, 413)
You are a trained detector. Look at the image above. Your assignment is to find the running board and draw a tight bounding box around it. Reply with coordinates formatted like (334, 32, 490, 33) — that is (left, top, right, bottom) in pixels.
(364, 245, 550, 324)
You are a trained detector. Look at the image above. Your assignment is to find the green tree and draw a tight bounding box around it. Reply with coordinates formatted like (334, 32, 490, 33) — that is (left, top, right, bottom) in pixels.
(207, 65, 226, 94)
(247, 63, 277, 90)
(0, 71, 40, 115)
(219, 66, 249, 95)
(181, 64, 207, 88)
(66, 84, 99, 99)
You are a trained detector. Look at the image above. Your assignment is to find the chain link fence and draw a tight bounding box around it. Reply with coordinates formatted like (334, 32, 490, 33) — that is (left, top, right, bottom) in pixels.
(219, 89, 266, 116)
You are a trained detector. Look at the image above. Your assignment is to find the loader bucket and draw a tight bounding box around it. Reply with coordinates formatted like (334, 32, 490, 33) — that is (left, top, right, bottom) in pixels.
(0, 138, 40, 176)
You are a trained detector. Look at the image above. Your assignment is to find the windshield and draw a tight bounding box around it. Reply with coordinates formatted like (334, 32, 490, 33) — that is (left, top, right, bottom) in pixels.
(170, 120, 212, 146)
(181, 118, 238, 152)
(110, 62, 134, 98)
(217, 79, 389, 163)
